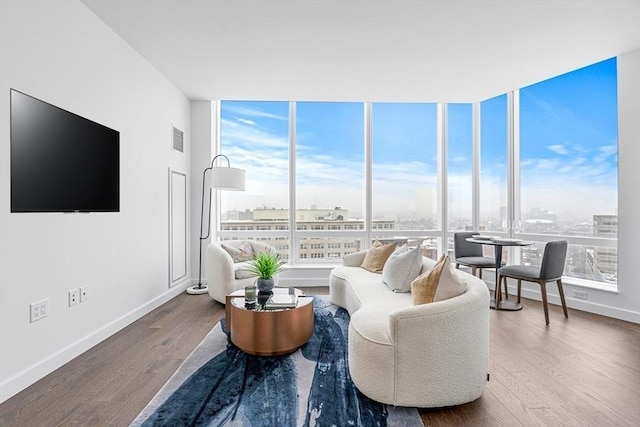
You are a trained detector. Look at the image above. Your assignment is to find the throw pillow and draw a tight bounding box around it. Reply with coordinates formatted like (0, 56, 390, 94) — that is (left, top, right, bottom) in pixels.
(382, 245, 423, 293)
(221, 242, 254, 263)
(361, 241, 397, 273)
(411, 255, 467, 305)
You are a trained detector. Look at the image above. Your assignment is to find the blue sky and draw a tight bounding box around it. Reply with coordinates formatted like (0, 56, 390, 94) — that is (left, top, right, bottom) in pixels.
(519, 58, 618, 186)
(518, 58, 618, 219)
(297, 102, 363, 162)
(371, 103, 437, 165)
(220, 57, 618, 220)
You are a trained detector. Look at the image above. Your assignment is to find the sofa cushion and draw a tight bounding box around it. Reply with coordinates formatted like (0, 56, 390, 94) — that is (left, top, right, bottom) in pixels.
(382, 245, 423, 293)
(361, 241, 396, 273)
(222, 242, 254, 263)
(330, 265, 412, 314)
(411, 255, 467, 305)
(235, 261, 255, 279)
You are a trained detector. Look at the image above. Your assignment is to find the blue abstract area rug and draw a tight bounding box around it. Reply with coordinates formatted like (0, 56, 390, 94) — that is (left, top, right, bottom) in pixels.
(131, 297, 423, 427)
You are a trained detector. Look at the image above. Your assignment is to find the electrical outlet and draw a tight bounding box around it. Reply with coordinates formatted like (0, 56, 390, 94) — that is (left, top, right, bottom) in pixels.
(79, 286, 88, 303)
(69, 289, 79, 306)
(573, 290, 588, 299)
(30, 299, 49, 322)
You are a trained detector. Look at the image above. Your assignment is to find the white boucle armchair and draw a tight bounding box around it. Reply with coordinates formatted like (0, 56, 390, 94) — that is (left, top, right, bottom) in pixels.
(330, 249, 490, 408)
(205, 240, 278, 304)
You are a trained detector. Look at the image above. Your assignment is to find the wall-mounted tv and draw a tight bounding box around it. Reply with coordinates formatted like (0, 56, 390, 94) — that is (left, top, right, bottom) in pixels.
(10, 89, 120, 213)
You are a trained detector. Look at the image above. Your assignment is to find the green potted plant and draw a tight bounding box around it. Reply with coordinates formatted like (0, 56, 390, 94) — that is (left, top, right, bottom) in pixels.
(247, 251, 286, 293)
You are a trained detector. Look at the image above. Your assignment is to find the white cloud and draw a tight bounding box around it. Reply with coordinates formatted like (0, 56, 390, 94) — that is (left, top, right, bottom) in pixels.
(221, 118, 289, 150)
(521, 182, 617, 220)
(536, 158, 561, 170)
(571, 157, 587, 166)
(547, 144, 569, 155)
(222, 104, 289, 121)
(372, 160, 436, 186)
(600, 144, 617, 156)
(237, 118, 256, 126)
(450, 155, 467, 163)
(594, 144, 617, 163)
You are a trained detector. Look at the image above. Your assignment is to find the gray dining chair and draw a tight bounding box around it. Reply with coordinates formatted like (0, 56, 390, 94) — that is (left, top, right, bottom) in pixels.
(454, 231, 502, 279)
(497, 240, 568, 325)
(454, 231, 509, 298)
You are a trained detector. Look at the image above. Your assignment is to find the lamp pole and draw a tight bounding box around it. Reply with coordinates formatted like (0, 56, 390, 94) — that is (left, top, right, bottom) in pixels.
(187, 154, 245, 295)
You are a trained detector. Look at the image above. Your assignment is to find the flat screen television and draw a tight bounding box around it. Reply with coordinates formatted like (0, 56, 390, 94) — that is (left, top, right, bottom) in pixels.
(10, 89, 120, 212)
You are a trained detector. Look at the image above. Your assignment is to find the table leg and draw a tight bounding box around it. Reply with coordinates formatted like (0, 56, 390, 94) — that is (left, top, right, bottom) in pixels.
(490, 246, 502, 310)
(491, 245, 522, 311)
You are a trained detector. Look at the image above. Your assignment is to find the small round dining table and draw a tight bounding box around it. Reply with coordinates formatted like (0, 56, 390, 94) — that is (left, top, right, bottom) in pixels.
(465, 237, 534, 311)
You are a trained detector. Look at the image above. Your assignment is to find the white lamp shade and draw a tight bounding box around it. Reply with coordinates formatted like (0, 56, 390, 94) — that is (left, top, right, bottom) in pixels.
(211, 166, 245, 191)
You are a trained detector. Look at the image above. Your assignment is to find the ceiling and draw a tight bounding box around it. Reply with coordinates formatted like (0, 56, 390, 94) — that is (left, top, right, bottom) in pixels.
(82, 0, 640, 103)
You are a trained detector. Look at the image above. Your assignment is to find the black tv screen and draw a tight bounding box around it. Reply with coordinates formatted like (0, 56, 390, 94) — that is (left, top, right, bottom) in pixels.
(10, 89, 119, 212)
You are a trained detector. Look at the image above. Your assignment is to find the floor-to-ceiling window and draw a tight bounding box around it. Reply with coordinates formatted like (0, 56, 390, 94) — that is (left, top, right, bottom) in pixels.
(216, 58, 618, 287)
(518, 58, 618, 285)
(219, 101, 291, 259)
(372, 103, 438, 230)
(447, 103, 473, 231)
(371, 103, 440, 255)
(295, 102, 365, 261)
(479, 94, 508, 233)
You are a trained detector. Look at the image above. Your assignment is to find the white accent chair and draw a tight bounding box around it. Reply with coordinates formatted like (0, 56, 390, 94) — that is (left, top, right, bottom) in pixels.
(205, 240, 278, 304)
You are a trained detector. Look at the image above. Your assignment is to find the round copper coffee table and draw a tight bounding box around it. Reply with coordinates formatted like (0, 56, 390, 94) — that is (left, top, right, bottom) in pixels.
(224, 288, 314, 356)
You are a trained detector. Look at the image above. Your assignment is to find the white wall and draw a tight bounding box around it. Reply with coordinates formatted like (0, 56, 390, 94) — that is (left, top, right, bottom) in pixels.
(0, 0, 191, 402)
(611, 49, 640, 320)
(190, 101, 215, 284)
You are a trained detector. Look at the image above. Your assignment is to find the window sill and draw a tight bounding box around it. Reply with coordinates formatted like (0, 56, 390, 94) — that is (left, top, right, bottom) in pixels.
(562, 277, 618, 294)
(284, 262, 342, 270)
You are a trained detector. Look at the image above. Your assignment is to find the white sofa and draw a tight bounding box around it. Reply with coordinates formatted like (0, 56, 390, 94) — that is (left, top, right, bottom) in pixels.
(205, 240, 278, 304)
(329, 250, 490, 408)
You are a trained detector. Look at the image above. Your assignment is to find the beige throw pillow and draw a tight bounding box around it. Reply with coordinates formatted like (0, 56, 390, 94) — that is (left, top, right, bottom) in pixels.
(361, 241, 396, 273)
(411, 255, 467, 305)
(382, 245, 423, 293)
(222, 242, 254, 263)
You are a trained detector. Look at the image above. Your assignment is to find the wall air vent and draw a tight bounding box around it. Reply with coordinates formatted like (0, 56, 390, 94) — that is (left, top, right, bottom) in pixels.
(172, 126, 184, 153)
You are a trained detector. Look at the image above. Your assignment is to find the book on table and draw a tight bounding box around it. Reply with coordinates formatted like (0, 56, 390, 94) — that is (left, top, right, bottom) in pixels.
(265, 293, 298, 309)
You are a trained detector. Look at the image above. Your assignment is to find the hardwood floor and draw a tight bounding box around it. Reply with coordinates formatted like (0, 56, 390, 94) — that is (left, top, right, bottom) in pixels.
(421, 299, 640, 426)
(1, 287, 638, 426)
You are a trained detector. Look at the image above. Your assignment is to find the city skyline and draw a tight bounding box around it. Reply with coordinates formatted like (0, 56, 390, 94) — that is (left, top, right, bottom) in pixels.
(220, 206, 617, 284)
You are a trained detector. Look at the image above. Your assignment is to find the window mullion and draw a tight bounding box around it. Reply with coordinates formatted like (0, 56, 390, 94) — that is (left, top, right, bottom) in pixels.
(364, 102, 372, 248)
(289, 101, 298, 263)
(507, 91, 516, 238)
(437, 103, 448, 256)
(472, 102, 481, 231)
(512, 90, 521, 233)
(213, 100, 221, 240)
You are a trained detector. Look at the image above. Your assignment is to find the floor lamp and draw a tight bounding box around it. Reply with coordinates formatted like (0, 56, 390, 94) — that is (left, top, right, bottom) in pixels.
(187, 154, 246, 295)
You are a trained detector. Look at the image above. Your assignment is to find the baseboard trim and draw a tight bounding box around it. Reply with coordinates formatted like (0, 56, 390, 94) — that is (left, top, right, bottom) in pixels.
(488, 282, 640, 324)
(0, 279, 191, 404)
